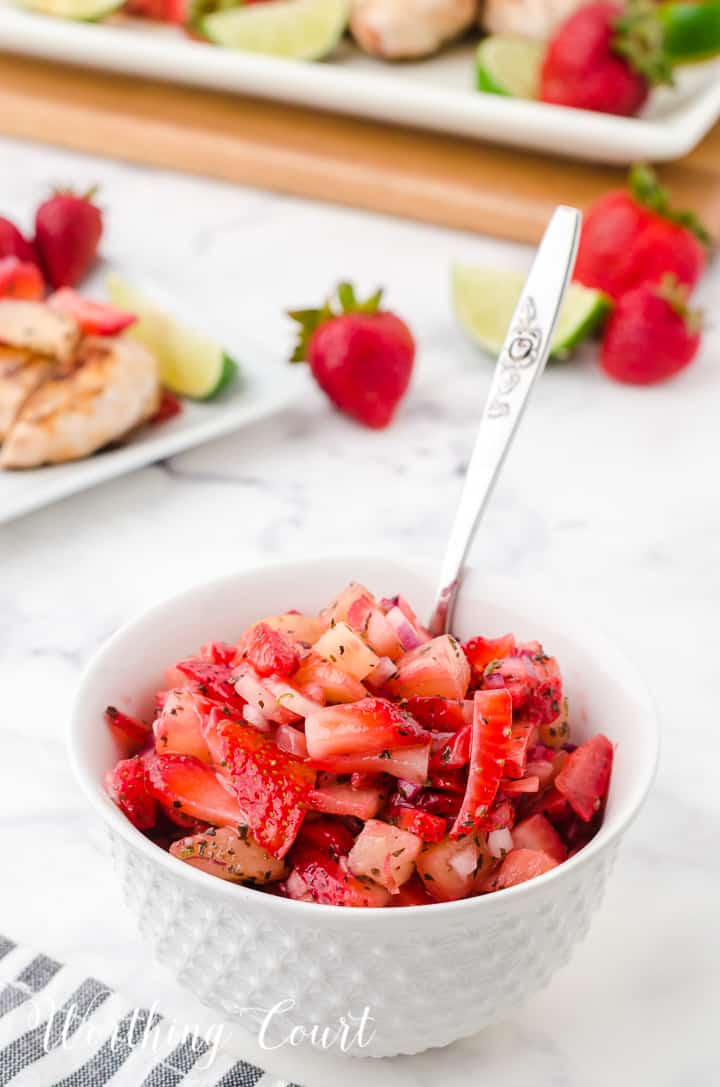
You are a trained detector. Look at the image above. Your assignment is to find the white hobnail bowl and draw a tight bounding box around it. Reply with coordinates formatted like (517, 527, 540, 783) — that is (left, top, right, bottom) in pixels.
(69, 556, 658, 1058)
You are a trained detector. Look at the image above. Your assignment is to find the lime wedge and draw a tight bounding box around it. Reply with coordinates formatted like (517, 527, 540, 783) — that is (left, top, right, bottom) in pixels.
(201, 0, 349, 59)
(106, 272, 239, 399)
(451, 265, 611, 360)
(475, 35, 545, 98)
(659, 0, 720, 63)
(19, 0, 123, 17)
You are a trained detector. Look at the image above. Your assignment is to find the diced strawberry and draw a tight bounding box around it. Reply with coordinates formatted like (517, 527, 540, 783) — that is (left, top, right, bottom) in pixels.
(346, 595, 404, 659)
(305, 697, 427, 760)
(388, 873, 435, 906)
(528, 785, 572, 825)
(482, 848, 558, 891)
(389, 804, 446, 843)
(511, 813, 566, 862)
(0, 257, 44, 300)
(204, 712, 316, 858)
(412, 789, 462, 817)
(243, 622, 300, 678)
(501, 775, 540, 795)
(105, 756, 156, 830)
(505, 723, 533, 779)
(415, 835, 483, 902)
(312, 622, 380, 682)
(429, 725, 471, 770)
(348, 819, 422, 892)
(48, 289, 135, 335)
(555, 734, 613, 822)
(288, 846, 390, 907)
(462, 634, 516, 676)
(147, 753, 246, 827)
(386, 636, 471, 701)
(293, 652, 367, 704)
(484, 644, 562, 725)
(294, 817, 356, 858)
(308, 779, 385, 820)
(478, 798, 515, 832)
(450, 689, 513, 839)
(309, 743, 430, 784)
(176, 658, 246, 713)
(150, 390, 183, 424)
(404, 696, 470, 732)
(153, 688, 212, 763)
(199, 641, 237, 665)
(170, 825, 287, 884)
(105, 705, 151, 746)
(427, 768, 466, 792)
(237, 613, 325, 654)
(320, 582, 376, 628)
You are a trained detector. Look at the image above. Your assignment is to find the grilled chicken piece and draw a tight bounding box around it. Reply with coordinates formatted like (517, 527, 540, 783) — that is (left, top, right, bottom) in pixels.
(0, 335, 160, 469)
(0, 300, 80, 365)
(351, 0, 478, 59)
(0, 346, 54, 442)
(480, 0, 582, 39)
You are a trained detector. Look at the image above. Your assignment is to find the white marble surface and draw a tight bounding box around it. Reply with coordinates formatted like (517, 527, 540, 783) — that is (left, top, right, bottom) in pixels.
(1, 136, 719, 1086)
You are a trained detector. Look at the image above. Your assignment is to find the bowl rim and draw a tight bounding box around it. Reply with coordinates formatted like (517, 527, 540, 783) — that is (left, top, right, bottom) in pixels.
(68, 554, 660, 920)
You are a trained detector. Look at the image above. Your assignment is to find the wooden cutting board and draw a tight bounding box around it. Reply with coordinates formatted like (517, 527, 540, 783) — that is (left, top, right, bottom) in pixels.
(1, 51, 720, 243)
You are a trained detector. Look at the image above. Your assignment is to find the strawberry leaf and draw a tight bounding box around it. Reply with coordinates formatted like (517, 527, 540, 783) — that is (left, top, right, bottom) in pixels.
(628, 164, 711, 246)
(288, 283, 384, 362)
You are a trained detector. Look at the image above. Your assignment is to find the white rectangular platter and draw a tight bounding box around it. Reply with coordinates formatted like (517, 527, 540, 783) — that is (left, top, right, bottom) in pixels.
(0, 2, 719, 164)
(0, 344, 301, 525)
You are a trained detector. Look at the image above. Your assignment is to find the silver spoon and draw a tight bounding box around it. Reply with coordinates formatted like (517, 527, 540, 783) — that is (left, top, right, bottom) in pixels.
(429, 205, 581, 636)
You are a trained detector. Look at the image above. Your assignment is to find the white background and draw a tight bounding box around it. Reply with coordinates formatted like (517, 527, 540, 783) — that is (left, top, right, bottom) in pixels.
(0, 136, 718, 1085)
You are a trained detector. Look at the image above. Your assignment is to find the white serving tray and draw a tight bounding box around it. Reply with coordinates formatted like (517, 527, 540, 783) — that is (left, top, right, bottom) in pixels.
(0, 267, 302, 524)
(0, 3, 719, 164)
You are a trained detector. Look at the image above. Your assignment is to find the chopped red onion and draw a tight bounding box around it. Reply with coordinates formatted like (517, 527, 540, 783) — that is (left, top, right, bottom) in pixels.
(488, 828, 514, 858)
(385, 606, 423, 651)
(366, 656, 398, 688)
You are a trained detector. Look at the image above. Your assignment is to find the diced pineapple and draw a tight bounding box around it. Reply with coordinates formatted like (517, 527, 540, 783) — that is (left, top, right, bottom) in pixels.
(313, 622, 380, 681)
(386, 635, 471, 700)
(348, 819, 423, 892)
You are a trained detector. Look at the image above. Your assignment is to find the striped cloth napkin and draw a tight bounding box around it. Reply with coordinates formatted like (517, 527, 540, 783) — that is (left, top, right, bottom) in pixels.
(0, 936, 296, 1087)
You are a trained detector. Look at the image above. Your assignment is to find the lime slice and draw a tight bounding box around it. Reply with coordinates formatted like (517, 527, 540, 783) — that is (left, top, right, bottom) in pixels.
(659, 0, 720, 63)
(475, 35, 545, 98)
(106, 272, 239, 399)
(201, 0, 349, 58)
(19, 0, 123, 17)
(451, 265, 611, 360)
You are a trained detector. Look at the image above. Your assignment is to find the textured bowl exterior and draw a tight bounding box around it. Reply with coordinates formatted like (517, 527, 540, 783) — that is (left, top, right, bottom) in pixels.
(72, 557, 657, 1059)
(111, 825, 618, 1057)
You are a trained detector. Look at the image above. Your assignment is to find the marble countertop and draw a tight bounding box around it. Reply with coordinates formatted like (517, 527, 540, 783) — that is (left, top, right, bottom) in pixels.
(1, 135, 718, 1087)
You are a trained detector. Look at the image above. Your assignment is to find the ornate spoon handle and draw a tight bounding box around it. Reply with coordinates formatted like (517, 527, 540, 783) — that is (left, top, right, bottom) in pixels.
(429, 205, 581, 636)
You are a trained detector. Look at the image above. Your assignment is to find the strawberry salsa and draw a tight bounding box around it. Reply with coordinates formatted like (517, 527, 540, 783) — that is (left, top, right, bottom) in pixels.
(104, 583, 614, 907)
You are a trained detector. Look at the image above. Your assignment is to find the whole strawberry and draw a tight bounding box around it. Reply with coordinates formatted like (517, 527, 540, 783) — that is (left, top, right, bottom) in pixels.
(34, 187, 103, 288)
(540, 0, 672, 116)
(574, 165, 708, 300)
(600, 276, 700, 384)
(0, 216, 37, 265)
(289, 282, 415, 429)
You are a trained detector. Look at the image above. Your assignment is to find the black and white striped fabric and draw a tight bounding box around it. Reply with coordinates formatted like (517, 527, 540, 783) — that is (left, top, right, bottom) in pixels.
(0, 937, 295, 1087)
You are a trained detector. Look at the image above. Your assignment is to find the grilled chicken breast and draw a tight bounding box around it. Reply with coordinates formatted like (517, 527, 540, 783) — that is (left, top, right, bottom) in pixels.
(0, 335, 160, 469)
(480, 0, 581, 39)
(0, 346, 54, 442)
(351, 0, 477, 58)
(0, 300, 80, 365)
